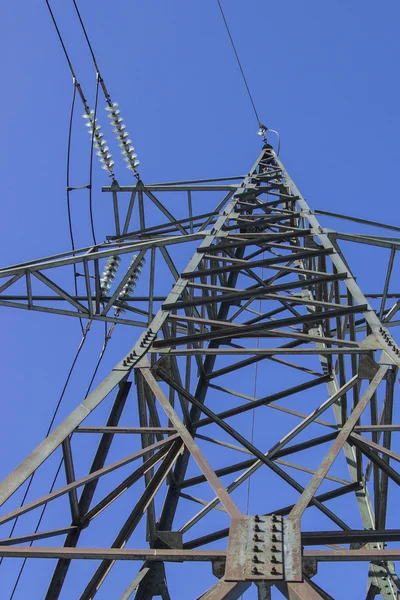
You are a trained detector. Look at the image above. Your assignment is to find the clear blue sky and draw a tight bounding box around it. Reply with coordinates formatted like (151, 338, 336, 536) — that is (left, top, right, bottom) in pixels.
(1, 1, 400, 598)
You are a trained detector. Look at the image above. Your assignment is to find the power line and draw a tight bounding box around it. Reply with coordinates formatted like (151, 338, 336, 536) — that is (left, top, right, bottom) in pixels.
(66, 82, 85, 334)
(71, 0, 112, 106)
(9, 458, 64, 600)
(44, 0, 76, 80)
(72, 0, 100, 74)
(88, 74, 100, 246)
(216, 0, 261, 127)
(5, 4, 116, 595)
(4, 328, 89, 596)
(6, 317, 119, 598)
(46, 1, 102, 245)
(216, 1, 281, 152)
(71, 0, 142, 178)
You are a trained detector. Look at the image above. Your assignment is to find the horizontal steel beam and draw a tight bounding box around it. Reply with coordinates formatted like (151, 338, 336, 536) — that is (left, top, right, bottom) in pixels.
(0, 547, 226, 561)
(3, 546, 400, 563)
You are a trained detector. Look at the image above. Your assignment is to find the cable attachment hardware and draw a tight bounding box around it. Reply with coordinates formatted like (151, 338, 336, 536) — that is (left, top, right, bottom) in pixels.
(257, 123, 268, 143)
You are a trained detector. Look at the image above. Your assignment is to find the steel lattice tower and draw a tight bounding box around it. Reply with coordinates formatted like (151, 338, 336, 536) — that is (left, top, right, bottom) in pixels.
(1, 143, 400, 599)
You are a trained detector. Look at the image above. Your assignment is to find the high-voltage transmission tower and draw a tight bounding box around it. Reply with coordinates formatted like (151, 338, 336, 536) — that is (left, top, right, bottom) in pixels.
(1, 141, 400, 599)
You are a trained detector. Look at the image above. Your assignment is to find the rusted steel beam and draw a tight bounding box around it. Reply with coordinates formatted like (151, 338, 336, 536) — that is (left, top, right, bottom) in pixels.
(80, 441, 184, 599)
(181, 248, 334, 279)
(0, 547, 228, 561)
(0, 435, 179, 526)
(75, 426, 177, 434)
(161, 273, 350, 312)
(183, 482, 361, 549)
(276, 581, 326, 600)
(0, 527, 78, 546)
(179, 432, 339, 491)
(192, 374, 332, 428)
(196, 580, 251, 600)
(140, 366, 242, 520)
(287, 366, 388, 521)
(5, 545, 400, 563)
(304, 549, 400, 562)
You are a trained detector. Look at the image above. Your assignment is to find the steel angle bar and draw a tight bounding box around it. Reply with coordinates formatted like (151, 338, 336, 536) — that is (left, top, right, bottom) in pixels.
(276, 581, 325, 600)
(205, 382, 333, 423)
(192, 374, 332, 428)
(0, 526, 78, 546)
(0, 152, 264, 507)
(140, 366, 242, 519)
(183, 482, 361, 550)
(0, 300, 148, 327)
(120, 568, 150, 600)
(379, 246, 396, 320)
(179, 491, 228, 512)
(153, 304, 366, 349)
(374, 360, 400, 529)
(304, 549, 400, 561)
(0, 235, 206, 279)
(199, 190, 236, 232)
(178, 432, 339, 491)
(223, 212, 301, 231)
(115, 209, 218, 239)
(61, 437, 80, 524)
(142, 187, 189, 235)
(249, 328, 360, 348)
(350, 437, 400, 486)
(195, 434, 348, 484)
(32, 271, 88, 313)
(264, 376, 358, 457)
(79, 441, 183, 600)
(0, 272, 24, 293)
(313, 209, 400, 234)
(287, 366, 388, 522)
(276, 151, 400, 368)
(354, 425, 400, 432)
(0, 375, 140, 506)
(145, 175, 245, 184)
(169, 376, 349, 532)
(328, 232, 400, 251)
(112, 187, 121, 236)
(161, 273, 349, 312)
(75, 426, 176, 434)
(0, 436, 179, 526)
(349, 432, 400, 463)
(196, 230, 312, 255)
(81, 443, 178, 524)
(46, 382, 132, 598)
(103, 184, 238, 192)
(155, 348, 370, 356)
(301, 529, 400, 546)
(121, 190, 137, 235)
(0, 547, 227, 561)
(195, 580, 251, 600)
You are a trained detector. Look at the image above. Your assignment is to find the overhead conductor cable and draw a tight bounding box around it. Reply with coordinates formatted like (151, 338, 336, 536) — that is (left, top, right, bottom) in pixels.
(216, 0, 280, 152)
(72, 0, 141, 177)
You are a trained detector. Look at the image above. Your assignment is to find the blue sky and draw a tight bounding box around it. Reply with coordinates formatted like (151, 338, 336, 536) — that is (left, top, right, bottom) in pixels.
(1, 1, 400, 598)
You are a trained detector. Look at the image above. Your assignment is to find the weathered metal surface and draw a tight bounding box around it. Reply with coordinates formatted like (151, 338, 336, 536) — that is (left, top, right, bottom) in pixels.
(0, 145, 399, 598)
(283, 519, 302, 582)
(225, 515, 301, 582)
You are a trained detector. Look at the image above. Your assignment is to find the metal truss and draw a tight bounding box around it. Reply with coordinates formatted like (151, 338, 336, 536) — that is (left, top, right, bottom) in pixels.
(1, 145, 400, 598)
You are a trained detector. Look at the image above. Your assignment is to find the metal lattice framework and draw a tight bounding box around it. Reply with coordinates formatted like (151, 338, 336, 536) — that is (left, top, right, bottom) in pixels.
(1, 144, 400, 599)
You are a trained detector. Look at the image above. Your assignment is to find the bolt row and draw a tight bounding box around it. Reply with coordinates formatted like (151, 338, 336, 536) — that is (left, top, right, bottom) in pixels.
(251, 514, 282, 577)
(379, 326, 400, 356)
